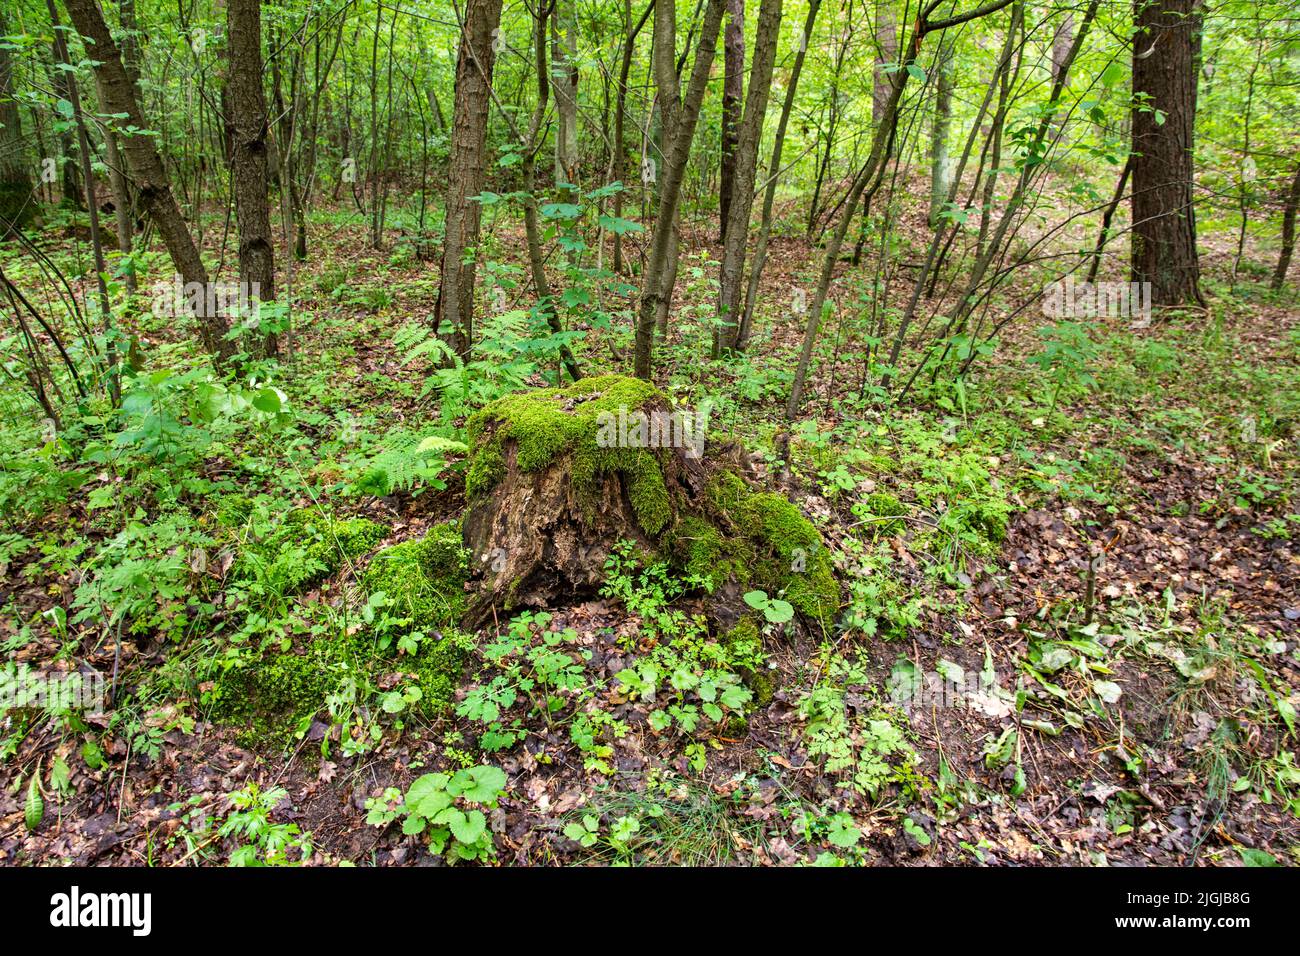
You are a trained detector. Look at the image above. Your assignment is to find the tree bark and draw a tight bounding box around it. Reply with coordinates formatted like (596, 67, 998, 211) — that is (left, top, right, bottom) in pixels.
(552, 0, 579, 197)
(435, 0, 504, 360)
(715, 0, 782, 355)
(738, 0, 821, 350)
(227, 0, 277, 357)
(873, 0, 896, 126)
(719, 0, 744, 242)
(928, 38, 954, 227)
(0, 10, 35, 235)
(1130, 0, 1204, 306)
(1271, 158, 1300, 291)
(632, 0, 726, 380)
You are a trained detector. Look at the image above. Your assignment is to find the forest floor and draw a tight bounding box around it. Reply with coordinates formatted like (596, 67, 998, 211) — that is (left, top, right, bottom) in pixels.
(1, 195, 1298, 866)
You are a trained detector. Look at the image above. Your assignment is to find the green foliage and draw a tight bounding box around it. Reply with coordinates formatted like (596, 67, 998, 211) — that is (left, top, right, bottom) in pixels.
(365, 765, 507, 863)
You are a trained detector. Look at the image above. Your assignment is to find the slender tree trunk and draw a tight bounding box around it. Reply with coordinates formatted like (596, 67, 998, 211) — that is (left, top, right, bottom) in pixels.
(719, 0, 744, 242)
(738, 0, 821, 350)
(613, 0, 654, 273)
(1131, 0, 1204, 306)
(633, 0, 725, 380)
(928, 39, 954, 227)
(520, 0, 582, 381)
(552, 0, 579, 197)
(435, 0, 504, 360)
(1272, 158, 1300, 291)
(0, 10, 35, 235)
(227, 0, 277, 357)
(715, 0, 782, 355)
(1086, 154, 1132, 284)
(63, 0, 234, 365)
(873, 0, 896, 126)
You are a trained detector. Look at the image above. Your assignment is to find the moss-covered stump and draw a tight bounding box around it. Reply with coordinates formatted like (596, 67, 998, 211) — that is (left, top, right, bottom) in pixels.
(461, 374, 839, 631)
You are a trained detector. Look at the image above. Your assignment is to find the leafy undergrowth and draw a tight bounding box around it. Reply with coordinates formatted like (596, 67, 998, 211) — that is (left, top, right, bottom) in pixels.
(1, 219, 1297, 867)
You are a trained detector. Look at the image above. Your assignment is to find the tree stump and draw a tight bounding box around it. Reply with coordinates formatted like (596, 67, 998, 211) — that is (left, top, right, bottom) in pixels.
(460, 375, 838, 632)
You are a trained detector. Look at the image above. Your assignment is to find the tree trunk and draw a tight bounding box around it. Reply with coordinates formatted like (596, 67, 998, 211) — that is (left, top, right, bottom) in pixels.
(633, 0, 726, 380)
(227, 0, 277, 357)
(435, 0, 504, 360)
(1271, 158, 1300, 291)
(0, 10, 35, 235)
(719, 0, 744, 242)
(612, 0, 654, 274)
(873, 0, 896, 126)
(715, 0, 782, 355)
(738, 0, 821, 350)
(1130, 0, 1203, 306)
(63, 0, 234, 365)
(928, 39, 954, 227)
(552, 0, 579, 197)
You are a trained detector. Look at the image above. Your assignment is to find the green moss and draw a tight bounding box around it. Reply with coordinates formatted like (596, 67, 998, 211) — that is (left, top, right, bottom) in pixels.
(707, 472, 839, 630)
(465, 375, 670, 534)
(361, 521, 469, 630)
(408, 630, 475, 716)
(861, 492, 908, 538)
(207, 640, 350, 746)
(666, 517, 751, 591)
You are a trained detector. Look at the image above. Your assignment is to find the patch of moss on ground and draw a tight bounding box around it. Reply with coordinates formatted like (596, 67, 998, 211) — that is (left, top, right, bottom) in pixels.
(234, 507, 390, 594)
(407, 630, 476, 716)
(206, 640, 352, 746)
(665, 516, 752, 591)
(465, 374, 671, 534)
(361, 521, 469, 630)
(706, 472, 839, 629)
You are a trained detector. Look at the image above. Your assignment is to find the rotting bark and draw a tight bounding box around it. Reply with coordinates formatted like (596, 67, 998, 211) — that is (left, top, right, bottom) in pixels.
(460, 375, 838, 633)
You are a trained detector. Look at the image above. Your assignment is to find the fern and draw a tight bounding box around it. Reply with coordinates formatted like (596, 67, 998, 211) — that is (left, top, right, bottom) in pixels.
(346, 425, 468, 496)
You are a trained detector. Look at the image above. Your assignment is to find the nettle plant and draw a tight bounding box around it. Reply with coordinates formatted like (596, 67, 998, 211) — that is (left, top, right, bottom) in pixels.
(365, 764, 507, 863)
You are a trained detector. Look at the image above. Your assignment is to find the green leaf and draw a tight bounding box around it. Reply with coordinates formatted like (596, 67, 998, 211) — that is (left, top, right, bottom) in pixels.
(415, 435, 469, 455)
(827, 813, 861, 848)
(1093, 680, 1122, 704)
(1237, 847, 1278, 867)
(763, 599, 794, 624)
(598, 214, 644, 235)
(405, 773, 452, 817)
(252, 387, 282, 414)
(25, 774, 44, 831)
(449, 809, 486, 845)
(452, 764, 507, 803)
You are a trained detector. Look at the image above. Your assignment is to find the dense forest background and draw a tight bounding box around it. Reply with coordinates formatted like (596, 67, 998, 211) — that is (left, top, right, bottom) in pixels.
(0, 0, 1297, 867)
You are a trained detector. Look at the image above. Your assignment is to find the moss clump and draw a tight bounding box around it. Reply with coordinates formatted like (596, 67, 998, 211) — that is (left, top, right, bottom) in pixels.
(361, 521, 469, 630)
(407, 630, 476, 716)
(707, 472, 839, 630)
(722, 616, 775, 707)
(665, 516, 752, 591)
(207, 640, 351, 746)
(861, 491, 908, 538)
(465, 374, 671, 534)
